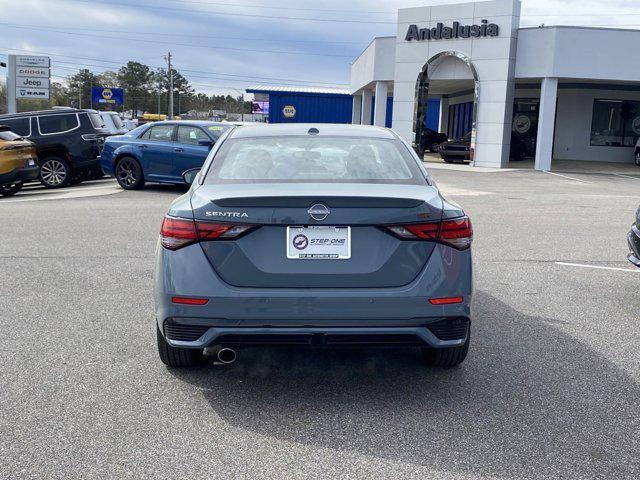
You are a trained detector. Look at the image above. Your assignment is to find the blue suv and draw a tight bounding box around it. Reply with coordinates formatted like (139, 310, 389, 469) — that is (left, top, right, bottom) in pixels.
(100, 120, 232, 189)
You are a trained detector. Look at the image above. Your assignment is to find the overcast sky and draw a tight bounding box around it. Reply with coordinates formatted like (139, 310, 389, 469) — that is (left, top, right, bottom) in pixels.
(0, 0, 638, 96)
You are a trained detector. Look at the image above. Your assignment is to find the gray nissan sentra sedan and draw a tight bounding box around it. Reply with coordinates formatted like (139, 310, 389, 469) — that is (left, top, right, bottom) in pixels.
(155, 124, 473, 368)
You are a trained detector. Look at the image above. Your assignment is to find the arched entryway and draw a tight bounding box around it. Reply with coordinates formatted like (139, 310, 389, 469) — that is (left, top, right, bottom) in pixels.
(413, 51, 479, 161)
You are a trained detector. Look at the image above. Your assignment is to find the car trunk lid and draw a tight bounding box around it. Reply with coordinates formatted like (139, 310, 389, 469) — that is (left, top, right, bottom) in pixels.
(190, 183, 443, 288)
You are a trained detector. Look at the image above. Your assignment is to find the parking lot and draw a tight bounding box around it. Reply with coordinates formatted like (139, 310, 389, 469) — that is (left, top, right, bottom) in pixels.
(1, 167, 639, 479)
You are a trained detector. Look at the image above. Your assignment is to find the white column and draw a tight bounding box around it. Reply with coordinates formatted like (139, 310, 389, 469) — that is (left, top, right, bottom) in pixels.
(7, 55, 17, 114)
(439, 97, 449, 134)
(361, 90, 373, 126)
(535, 77, 558, 171)
(351, 95, 362, 124)
(373, 81, 388, 127)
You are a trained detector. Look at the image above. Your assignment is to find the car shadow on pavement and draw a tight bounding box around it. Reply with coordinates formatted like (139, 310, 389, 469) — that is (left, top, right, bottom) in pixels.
(168, 290, 640, 479)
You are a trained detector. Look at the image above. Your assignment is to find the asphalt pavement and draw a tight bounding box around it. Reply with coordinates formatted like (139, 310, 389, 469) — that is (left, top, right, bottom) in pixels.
(1, 168, 639, 479)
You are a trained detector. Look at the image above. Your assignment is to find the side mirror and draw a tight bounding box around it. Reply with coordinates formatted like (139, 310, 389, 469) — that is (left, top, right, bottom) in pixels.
(198, 139, 213, 149)
(182, 168, 200, 185)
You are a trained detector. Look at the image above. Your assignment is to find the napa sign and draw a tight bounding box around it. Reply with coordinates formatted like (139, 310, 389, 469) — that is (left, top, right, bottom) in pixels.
(91, 87, 124, 105)
(405, 19, 499, 41)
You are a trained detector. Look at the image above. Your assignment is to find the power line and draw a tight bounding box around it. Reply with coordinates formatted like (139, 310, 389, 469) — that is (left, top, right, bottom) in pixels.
(0, 22, 368, 45)
(0, 47, 349, 86)
(161, 0, 394, 15)
(49, 60, 349, 89)
(0, 24, 356, 59)
(64, 0, 397, 24)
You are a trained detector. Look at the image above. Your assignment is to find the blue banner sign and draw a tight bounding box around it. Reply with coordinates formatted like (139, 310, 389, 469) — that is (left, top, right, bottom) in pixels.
(91, 87, 124, 105)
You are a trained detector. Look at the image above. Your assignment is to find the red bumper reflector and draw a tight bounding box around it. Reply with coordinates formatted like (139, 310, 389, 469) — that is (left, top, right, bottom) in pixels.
(171, 297, 209, 306)
(429, 297, 464, 305)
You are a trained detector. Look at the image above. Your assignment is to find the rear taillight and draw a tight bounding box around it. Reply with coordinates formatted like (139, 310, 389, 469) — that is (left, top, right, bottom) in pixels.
(160, 217, 197, 250)
(385, 216, 473, 250)
(160, 216, 255, 250)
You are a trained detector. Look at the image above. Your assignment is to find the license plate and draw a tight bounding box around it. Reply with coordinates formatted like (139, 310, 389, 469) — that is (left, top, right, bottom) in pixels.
(286, 226, 351, 260)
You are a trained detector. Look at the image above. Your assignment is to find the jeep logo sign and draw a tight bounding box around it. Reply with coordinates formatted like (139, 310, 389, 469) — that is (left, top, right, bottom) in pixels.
(16, 77, 50, 89)
(405, 19, 499, 41)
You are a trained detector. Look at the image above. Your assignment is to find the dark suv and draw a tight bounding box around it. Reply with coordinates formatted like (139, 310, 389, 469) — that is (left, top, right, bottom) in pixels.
(0, 109, 110, 188)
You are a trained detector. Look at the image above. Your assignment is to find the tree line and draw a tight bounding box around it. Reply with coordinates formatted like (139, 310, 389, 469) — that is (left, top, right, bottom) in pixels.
(0, 61, 251, 117)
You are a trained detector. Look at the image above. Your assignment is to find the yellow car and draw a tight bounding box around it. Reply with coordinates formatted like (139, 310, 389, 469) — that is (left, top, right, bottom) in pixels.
(0, 125, 39, 197)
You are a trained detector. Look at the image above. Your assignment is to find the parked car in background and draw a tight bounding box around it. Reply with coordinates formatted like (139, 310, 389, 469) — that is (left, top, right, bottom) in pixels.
(415, 128, 449, 157)
(155, 124, 473, 368)
(99, 111, 128, 135)
(100, 120, 233, 189)
(0, 126, 39, 197)
(0, 109, 110, 188)
(438, 131, 472, 163)
(628, 205, 640, 267)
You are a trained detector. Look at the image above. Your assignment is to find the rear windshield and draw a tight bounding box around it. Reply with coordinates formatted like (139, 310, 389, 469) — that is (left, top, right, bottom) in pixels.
(109, 114, 124, 129)
(88, 112, 105, 129)
(204, 136, 425, 185)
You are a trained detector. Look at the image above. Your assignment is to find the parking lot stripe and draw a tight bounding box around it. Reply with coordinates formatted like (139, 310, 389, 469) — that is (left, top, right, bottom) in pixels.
(613, 173, 640, 181)
(543, 171, 592, 184)
(555, 261, 640, 273)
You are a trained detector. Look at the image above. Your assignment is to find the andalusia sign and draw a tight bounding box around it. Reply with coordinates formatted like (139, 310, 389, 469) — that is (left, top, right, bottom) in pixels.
(405, 19, 499, 41)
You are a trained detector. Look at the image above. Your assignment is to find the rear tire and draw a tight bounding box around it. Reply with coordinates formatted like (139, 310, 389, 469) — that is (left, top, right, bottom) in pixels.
(39, 156, 71, 188)
(635, 151, 640, 166)
(115, 156, 145, 190)
(157, 326, 203, 368)
(422, 336, 469, 367)
(429, 142, 440, 153)
(0, 181, 23, 197)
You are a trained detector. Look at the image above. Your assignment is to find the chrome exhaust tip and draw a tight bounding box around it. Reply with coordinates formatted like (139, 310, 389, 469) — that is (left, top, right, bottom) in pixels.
(216, 347, 237, 364)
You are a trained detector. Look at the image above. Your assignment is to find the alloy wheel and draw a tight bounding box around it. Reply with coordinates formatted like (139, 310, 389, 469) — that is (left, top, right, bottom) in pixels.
(116, 158, 140, 187)
(40, 159, 68, 186)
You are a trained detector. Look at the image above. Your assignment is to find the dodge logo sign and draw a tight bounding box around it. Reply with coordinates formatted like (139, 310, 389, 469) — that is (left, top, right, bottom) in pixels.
(308, 203, 330, 221)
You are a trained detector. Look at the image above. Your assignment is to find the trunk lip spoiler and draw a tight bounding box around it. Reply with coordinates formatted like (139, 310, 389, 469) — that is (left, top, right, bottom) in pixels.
(210, 196, 426, 208)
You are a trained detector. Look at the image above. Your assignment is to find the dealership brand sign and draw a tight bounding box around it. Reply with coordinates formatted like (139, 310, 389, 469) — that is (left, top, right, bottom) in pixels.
(16, 87, 50, 99)
(15, 55, 50, 67)
(405, 19, 499, 41)
(16, 66, 49, 78)
(16, 77, 50, 89)
(7, 54, 51, 111)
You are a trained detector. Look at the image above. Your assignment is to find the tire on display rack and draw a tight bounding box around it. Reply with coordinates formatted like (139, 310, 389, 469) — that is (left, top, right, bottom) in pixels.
(115, 156, 145, 190)
(39, 156, 71, 189)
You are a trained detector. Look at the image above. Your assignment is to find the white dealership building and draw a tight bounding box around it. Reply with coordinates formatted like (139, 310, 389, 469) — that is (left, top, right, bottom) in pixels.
(350, 0, 640, 169)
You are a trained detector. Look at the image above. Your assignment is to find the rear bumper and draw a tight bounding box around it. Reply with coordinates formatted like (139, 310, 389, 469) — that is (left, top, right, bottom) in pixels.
(155, 241, 473, 347)
(628, 224, 640, 267)
(0, 165, 39, 184)
(162, 318, 470, 349)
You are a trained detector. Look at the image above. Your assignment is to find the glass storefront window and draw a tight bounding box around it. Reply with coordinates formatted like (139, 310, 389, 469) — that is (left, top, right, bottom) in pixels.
(590, 99, 640, 147)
